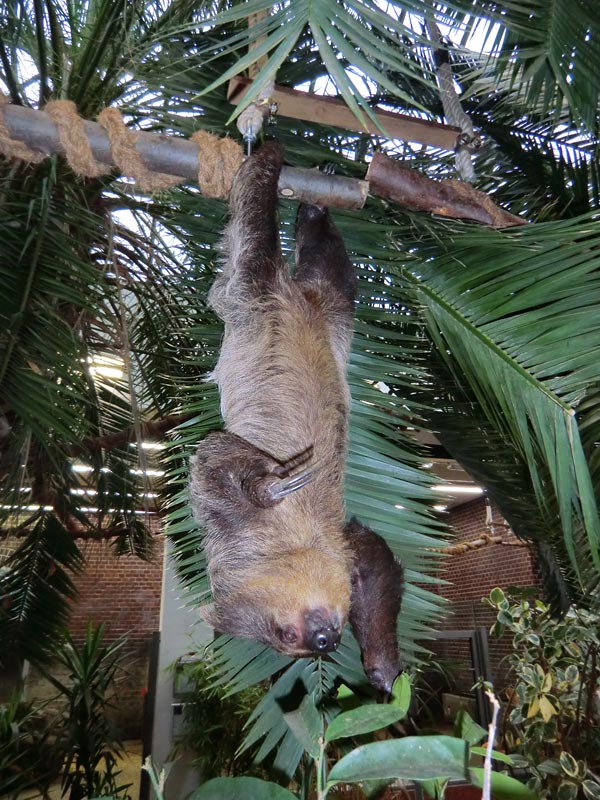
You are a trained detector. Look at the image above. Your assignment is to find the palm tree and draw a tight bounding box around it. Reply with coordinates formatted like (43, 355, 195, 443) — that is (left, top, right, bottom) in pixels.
(1, 0, 599, 779)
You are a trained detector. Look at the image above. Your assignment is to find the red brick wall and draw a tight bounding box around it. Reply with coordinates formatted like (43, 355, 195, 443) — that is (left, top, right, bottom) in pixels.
(69, 534, 164, 648)
(26, 527, 164, 739)
(432, 497, 539, 693)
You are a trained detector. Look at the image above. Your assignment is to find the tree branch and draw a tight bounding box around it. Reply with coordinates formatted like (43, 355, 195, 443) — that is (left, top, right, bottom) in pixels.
(367, 151, 526, 227)
(2, 102, 526, 225)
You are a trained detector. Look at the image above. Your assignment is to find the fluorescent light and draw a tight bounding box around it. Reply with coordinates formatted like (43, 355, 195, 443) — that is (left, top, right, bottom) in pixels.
(130, 468, 165, 477)
(432, 484, 484, 494)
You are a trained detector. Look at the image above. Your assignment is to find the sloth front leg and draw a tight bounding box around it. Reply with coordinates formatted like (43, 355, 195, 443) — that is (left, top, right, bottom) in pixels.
(219, 141, 285, 299)
(190, 432, 314, 525)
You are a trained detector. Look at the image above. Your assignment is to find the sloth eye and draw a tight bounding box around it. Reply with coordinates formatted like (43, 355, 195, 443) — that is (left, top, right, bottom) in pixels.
(277, 625, 298, 644)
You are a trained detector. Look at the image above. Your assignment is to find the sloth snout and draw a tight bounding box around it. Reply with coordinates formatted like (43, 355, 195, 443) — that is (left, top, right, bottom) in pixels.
(308, 627, 340, 653)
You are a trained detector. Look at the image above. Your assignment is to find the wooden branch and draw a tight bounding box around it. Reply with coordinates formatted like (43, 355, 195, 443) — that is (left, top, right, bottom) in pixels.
(228, 76, 462, 150)
(367, 151, 526, 227)
(1, 103, 368, 209)
(431, 532, 528, 554)
(2, 103, 524, 225)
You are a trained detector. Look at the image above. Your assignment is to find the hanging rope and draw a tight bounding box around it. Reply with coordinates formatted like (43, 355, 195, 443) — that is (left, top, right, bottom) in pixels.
(425, 9, 480, 183)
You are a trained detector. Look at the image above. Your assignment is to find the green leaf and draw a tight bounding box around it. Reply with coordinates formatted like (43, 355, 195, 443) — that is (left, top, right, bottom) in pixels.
(327, 736, 469, 785)
(190, 777, 297, 800)
(471, 747, 514, 766)
(583, 779, 600, 800)
(282, 694, 322, 759)
(557, 781, 579, 800)
(489, 588, 506, 606)
(469, 768, 540, 800)
(418, 779, 448, 800)
(559, 751, 579, 778)
(390, 673, 412, 719)
(453, 710, 488, 746)
(324, 704, 404, 744)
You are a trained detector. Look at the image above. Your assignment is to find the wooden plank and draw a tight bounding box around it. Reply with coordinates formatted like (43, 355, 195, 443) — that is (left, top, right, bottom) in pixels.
(227, 75, 461, 150)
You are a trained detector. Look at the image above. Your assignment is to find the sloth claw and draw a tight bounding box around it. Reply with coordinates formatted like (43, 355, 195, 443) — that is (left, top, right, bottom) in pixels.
(267, 466, 315, 501)
(241, 445, 316, 507)
(272, 445, 314, 479)
(267, 445, 316, 502)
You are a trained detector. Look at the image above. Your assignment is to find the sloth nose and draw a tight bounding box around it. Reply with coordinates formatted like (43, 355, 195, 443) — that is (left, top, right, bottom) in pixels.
(309, 628, 340, 653)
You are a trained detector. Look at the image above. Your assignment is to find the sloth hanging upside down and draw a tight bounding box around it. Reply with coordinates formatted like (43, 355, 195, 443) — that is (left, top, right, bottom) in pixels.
(190, 141, 403, 693)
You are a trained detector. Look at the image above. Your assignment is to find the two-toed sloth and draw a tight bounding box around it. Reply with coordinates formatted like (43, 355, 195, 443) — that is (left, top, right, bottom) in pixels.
(190, 141, 403, 692)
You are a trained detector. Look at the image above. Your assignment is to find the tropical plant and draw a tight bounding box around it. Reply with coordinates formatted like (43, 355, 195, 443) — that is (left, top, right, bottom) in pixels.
(145, 677, 537, 800)
(41, 622, 132, 800)
(169, 655, 267, 779)
(486, 588, 600, 800)
(0, 689, 58, 798)
(0, 0, 599, 786)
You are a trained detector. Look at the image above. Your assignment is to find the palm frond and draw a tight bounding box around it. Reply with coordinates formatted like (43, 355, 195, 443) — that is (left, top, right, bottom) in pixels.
(456, 1, 600, 133)
(0, 514, 84, 664)
(192, 0, 436, 130)
(391, 212, 600, 593)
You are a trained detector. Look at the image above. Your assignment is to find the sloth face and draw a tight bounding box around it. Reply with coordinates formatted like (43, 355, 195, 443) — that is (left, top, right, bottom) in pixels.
(206, 548, 351, 657)
(207, 594, 346, 657)
(274, 606, 343, 656)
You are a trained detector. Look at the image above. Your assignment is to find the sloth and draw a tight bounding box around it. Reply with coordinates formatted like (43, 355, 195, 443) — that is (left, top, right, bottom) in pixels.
(190, 141, 403, 691)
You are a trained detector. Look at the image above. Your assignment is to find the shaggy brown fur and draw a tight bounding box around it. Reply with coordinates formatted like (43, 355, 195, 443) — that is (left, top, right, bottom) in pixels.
(190, 142, 356, 656)
(189, 141, 404, 679)
(345, 519, 404, 693)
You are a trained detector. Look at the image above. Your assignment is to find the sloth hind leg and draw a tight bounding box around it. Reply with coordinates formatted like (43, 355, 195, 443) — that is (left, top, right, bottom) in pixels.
(294, 203, 357, 307)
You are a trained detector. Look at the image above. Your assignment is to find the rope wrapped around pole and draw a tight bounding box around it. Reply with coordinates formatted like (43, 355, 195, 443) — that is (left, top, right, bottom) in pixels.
(0, 98, 525, 226)
(0, 100, 368, 208)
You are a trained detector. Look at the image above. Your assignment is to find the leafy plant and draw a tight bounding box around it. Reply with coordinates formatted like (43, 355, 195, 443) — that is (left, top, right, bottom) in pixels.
(159, 674, 536, 800)
(486, 588, 600, 800)
(0, 690, 57, 798)
(169, 655, 267, 778)
(41, 622, 132, 800)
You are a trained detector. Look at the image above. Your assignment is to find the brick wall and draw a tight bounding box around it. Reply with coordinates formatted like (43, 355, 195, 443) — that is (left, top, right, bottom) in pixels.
(26, 526, 165, 739)
(69, 533, 164, 648)
(431, 497, 539, 694)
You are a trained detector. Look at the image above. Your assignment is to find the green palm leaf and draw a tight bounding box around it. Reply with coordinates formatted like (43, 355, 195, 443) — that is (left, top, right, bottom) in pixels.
(194, 0, 434, 129)
(396, 213, 600, 592)
(0, 514, 84, 664)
